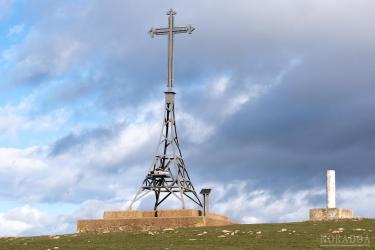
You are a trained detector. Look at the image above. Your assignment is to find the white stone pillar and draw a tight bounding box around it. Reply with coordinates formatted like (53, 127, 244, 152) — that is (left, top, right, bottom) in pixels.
(326, 170, 336, 208)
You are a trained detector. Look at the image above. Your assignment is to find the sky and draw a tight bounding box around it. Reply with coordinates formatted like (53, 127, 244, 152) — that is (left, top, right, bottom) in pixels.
(0, 0, 374, 236)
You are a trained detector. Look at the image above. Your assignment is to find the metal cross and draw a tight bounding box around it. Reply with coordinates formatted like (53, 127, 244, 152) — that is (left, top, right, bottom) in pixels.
(149, 9, 195, 89)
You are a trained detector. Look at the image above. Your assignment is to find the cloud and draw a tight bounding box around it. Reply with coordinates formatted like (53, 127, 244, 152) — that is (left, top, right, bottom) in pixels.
(0, 0, 12, 20)
(0, 205, 59, 236)
(210, 181, 375, 223)
(7, 23, 24, 39)
(0, 147, 47, 174)
(2, 182, 375, 236)
(11, 33, 85, 84)
(0, 95, 69, 139)
(178, 111, 215, 144)
(0, 95, 219, 206)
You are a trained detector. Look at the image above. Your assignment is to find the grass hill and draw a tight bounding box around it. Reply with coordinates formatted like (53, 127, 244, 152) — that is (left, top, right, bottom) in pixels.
(0, 219, 374, 249)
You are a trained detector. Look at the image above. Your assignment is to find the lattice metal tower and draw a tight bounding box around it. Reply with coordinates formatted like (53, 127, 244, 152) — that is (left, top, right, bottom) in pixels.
(129, 9, 202, 210)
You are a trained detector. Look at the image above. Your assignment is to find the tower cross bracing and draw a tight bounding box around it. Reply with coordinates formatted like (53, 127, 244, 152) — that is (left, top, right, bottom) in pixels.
(129, 9, 202, 210)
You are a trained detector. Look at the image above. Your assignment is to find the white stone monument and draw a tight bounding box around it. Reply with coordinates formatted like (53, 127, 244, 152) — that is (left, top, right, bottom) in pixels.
(309, 170, 353, 221)
(326, 170, 336, 208)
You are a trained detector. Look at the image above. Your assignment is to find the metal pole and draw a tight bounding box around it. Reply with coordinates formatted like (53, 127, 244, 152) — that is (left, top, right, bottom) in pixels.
(203, 194, 206, 216)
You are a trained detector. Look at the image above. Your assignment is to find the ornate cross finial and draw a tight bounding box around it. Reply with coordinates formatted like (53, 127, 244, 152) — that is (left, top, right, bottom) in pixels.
(167, 9, 176, 16)
(149, 9, 195, 89)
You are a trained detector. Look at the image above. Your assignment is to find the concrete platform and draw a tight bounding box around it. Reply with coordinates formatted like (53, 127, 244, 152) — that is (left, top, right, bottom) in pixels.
(77, 209, 234, 233)
(309, 208, 353, 221)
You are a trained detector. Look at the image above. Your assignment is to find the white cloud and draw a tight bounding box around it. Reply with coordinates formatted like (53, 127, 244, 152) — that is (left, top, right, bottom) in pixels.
(179, 111, 216, 144)
(208, 181, 375, 224)
(208, 76, 230, 97)
(9, 29, 86, 83)
(0, 205, 56, 236)
(0, 198, 135, 236)
(338, 185, 375, 216)
(2, 182, 375, 236)
(81, 121, 159, 167)
(0, 98, 165, 206)
(0, 95, 69, 138)
(7, 23, 24, 39)
(0, 147, 47, 173)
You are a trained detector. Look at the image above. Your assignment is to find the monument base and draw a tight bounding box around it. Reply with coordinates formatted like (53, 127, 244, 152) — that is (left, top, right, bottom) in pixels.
(309, 208, 353, 221)
(77, 209, 234, 233)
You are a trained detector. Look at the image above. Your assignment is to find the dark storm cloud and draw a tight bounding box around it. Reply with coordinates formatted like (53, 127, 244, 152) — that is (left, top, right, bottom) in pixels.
(187, 46, 375, 192)
(50, 127, 115, 156)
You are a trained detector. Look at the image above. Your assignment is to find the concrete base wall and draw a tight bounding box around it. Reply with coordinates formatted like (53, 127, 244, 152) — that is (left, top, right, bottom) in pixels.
(309, 208, 353, 221)
(77, 209, 233, 233)
(103, 209, 201, 219)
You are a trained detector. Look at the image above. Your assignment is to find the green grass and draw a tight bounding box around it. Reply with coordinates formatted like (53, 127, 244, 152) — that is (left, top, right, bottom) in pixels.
(1, 219, 374, 249)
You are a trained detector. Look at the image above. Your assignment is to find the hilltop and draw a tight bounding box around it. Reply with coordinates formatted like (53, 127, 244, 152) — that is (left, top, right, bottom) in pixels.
(0, 219, 374, 249)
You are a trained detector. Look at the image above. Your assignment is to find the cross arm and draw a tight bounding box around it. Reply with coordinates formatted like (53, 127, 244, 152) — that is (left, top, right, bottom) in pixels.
(173, 25, 195, 34)
(148, 25, 195, 38)
(149, 27, 169, 37)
